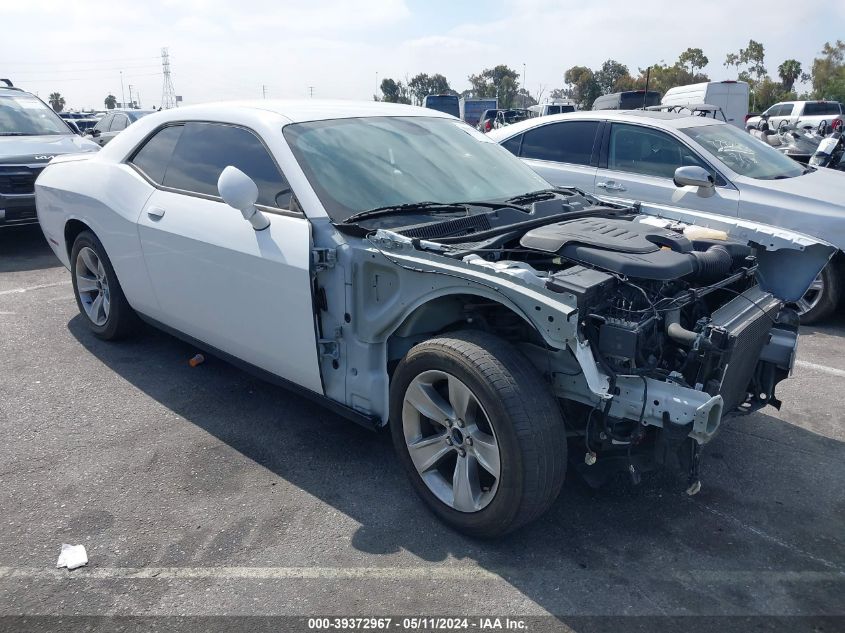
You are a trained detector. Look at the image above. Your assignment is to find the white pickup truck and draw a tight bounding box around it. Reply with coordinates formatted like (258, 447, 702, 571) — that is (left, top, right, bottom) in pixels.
(746, 100, 844, 132)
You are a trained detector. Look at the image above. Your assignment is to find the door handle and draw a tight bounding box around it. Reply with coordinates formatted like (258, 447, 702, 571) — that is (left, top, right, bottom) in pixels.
(596, 181, 626, 191)
(146, 206, 166, 219)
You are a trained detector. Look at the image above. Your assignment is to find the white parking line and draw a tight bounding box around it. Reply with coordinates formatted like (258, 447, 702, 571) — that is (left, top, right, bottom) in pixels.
(0, 566, 500, 581)
(794, 359, 845, 379)
(0, 281, 70, 297)
(0, 566, 842, 582)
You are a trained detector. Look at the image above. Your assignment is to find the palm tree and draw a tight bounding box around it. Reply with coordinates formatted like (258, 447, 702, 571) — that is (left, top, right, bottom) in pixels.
(104, 94, 117, 110)
(48, 92, 66, 112)
(778, 59, 803, 93)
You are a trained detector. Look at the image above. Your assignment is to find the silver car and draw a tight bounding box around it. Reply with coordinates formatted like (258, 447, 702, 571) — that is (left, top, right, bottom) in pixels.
(489, 110, 845, 322)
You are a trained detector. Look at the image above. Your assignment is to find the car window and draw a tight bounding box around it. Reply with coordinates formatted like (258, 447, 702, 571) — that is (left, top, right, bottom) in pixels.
(0, 93, 71, 135)
(501, 133, 523, 156)
(779, 104, 796, 116)
(608, 123, 712, 179)
(94, 114, 112, 132)
(163, 122, 292, 209)
(519, 120, 599, 165)
(110, 115, 128, 132)
(803, 102, 841, 116)
(129, 125, 185, 184)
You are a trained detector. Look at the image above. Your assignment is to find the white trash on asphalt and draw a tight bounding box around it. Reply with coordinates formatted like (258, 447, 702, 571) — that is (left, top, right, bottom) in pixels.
(56, 544, 88, 570)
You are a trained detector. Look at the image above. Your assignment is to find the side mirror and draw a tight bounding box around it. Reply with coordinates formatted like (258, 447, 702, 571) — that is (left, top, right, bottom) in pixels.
(674, 166, 715, 198)
(88, 128, 100, 137)
(217, 166, 270, 231)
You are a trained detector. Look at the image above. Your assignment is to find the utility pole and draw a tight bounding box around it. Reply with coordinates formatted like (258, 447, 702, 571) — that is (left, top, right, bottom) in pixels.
(262, 85, 267, 99)
(120, 71, 126, 109)
(523, 63, 527, 108)
(308, 86, 314, 98)
(128, 84, 134, 108)
(375, 71, 379, 97)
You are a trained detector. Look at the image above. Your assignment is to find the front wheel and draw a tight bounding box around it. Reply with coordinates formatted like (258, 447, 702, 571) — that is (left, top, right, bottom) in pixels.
(794, 261, 841, 324)
(389, 330, 567, 538)
(70, 230, 137, 340)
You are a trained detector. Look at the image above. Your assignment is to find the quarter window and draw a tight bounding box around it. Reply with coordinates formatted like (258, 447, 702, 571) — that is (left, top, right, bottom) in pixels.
(608, 124, 713, 180)
(162, 122, 291, 208)
(129, 125, 184, 184)
(500, 133, 523, 156)
(519, 121, 599, 166)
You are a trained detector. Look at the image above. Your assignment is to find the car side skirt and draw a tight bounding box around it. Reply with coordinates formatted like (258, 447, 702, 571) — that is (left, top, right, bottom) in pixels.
(136, 312, 381, 432)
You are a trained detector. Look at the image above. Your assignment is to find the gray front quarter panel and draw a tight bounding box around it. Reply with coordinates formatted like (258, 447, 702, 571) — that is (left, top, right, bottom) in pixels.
(308, 213, 819, 441)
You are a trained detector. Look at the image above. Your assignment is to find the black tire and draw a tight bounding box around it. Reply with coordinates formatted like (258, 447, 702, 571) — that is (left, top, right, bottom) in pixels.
(389, 330, 567, 538)
(70, 230, 137, 340)
(796, 260, 842, 325)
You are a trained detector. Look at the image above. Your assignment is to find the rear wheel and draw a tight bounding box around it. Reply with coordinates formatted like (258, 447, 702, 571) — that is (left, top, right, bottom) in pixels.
(794, 261, 841, 324)
(70, 230, 137, 340)
(389, 330, 567, 537)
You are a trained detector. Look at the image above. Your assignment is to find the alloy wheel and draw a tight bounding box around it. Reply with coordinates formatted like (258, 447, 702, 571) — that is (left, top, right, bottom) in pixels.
(794, 273, 824, 317)
(401, 370, 501, 513)
(74, 246, 110, 326)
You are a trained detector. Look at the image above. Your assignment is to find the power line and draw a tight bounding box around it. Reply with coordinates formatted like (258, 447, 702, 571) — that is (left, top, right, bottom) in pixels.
(4, 57, 160, 67)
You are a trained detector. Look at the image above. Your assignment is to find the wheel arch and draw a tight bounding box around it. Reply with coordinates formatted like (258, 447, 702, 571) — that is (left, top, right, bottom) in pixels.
(64, 218, 93, 261)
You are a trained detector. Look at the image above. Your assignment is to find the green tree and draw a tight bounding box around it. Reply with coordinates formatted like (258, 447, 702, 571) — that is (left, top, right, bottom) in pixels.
(595, 59, 631, 94)
(379, 78, 411, 104)
(777, 59, 803, 92)
(725, 39, 767, 109)
(48, 92, 65, 112)
(635, 63, 708, 96)
(104, 94, 117, 109)
(678, 48, 709, 75)
(811, 40, 845, 102)
(468, 65, 521, 108)
(563, 65, 600, 109)
(407, 73, 454, 105)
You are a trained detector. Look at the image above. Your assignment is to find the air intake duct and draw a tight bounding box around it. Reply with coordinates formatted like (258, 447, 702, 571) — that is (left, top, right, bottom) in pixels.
(689, 246, 732, 282)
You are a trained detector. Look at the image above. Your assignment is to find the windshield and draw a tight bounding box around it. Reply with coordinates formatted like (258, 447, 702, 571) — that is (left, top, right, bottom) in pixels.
(680, 123, 805, 179)
(283, 116, 550, 222)
(0, 94, 72, 135)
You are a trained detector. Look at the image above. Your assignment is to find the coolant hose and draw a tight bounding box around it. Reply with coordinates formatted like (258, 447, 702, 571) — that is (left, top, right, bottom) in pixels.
(689, 245, 732, 281)
(664, 307, 714, 350)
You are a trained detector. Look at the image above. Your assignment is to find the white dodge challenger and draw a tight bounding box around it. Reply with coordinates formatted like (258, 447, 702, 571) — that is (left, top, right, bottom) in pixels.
(35, 101, 833, 536)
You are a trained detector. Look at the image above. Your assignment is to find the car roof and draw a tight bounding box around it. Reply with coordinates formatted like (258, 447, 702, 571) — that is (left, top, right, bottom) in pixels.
(137, 99, 455, 124)
(486, 109, 721, 140)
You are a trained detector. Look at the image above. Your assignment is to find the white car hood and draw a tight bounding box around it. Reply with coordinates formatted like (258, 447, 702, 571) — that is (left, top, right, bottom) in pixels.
(0, 134, 99, 164)
(734, 167, 845, 250)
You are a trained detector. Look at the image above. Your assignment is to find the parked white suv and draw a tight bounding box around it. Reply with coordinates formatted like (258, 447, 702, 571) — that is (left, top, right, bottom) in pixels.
(746, 100, 844, 132)
(489, 110, 845, 322)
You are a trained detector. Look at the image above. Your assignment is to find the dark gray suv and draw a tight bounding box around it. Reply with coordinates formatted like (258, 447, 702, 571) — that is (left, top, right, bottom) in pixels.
(0, 79, 99, 227)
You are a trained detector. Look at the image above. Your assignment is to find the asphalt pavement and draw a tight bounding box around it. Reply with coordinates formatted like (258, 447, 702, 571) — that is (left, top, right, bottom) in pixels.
(1, 224, 843, 632)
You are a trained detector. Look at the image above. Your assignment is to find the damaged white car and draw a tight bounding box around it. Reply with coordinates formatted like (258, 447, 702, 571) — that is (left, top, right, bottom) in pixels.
(35, 102, 834, 537)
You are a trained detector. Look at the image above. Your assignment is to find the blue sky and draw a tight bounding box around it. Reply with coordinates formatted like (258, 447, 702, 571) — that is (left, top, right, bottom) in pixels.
(2, 0, 843, 110)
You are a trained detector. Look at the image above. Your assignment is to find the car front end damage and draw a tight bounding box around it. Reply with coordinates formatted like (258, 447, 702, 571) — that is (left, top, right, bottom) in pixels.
(332, 192, 832, 493)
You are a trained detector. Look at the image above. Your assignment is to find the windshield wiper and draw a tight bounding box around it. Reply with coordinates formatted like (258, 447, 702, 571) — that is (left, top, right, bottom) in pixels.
(505, 188, 560, 204)
(343, 202, 467, 224)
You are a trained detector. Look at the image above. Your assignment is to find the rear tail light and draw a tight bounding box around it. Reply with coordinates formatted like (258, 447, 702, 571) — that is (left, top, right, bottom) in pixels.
(833, 119, 843, 131)
(484, 120, 492, 132)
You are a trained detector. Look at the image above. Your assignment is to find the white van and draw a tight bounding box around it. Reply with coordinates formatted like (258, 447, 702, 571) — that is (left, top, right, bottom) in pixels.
(661, 81, 749, 128)
(528, 101, 577, 117)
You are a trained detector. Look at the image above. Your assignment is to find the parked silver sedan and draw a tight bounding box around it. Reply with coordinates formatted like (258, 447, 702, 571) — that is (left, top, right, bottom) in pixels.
(489, 110, 845, 322)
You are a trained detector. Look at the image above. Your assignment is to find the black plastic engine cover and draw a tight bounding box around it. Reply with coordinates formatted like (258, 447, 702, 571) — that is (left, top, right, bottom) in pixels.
(521, 217, 696, 280)
(520, 217, 693, 254)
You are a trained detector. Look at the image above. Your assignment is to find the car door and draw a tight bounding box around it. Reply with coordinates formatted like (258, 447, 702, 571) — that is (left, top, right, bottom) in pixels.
(505, 120, 601, 192)
(130, 121, 323, 394)
(593, 122, 740, 215)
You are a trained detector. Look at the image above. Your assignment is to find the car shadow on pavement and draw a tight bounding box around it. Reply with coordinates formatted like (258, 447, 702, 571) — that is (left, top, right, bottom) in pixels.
(0, 224, 61, 272)
(68, 316, 845, 624)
